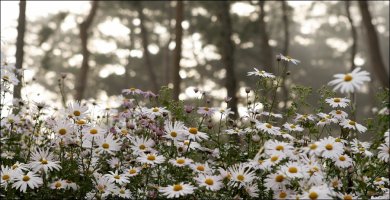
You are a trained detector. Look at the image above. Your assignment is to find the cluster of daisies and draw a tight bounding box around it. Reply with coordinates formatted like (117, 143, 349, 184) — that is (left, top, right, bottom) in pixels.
(1, 55, 389, 199)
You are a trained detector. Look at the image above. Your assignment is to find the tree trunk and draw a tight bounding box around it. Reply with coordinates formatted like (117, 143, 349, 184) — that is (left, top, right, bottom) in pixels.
(75, 1, 99, 101)
(135, 1, 159, 93)
(345, 1, 357, 71)
(358, 1, 389, 87)
(258, 1, 273, 73)
(217, 1, 238, 119)
(164, 3, 173, 86)
(281, 0, 290, 112)
(13, 0, 27, 101)
(172, 1, 184, 100)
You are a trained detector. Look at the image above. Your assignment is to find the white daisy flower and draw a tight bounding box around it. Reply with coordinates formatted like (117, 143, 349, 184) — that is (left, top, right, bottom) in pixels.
(83, 124, 106, 140)
(122, 87, 143, 95)
(264, 140, 294, 157)
(325, 97, 350, 108)
(351, 139, 373, 157)
(228, 163, 256, 188)
(279, 53, 300, 65)
(197, 106, 217, 116)
(279, 162, 305, 179)
(302, 184, 331, 200)
(95, 133, 122, 155)
(163, 120, 186, 141)
(273, 189, 292, 199)
(328, 67, 371, 93)
(1, 165, 21, 187)
(225, 127, 246, 136)
(104, 170, 130, 185)
(29, 148, 61, 173)
(329, 110, 348, 120)
(176, 140, 201, 154)
(339, 119, 367, 133)
(316, 113, 338, 126)
(136, 153, 165, 166)
(190, 162, 212, 174)
(336, 192, 359, 200)
(52, 119, 74, 139)
(319, 137, 344, 159)
(129, 135, 155, 155)
(247, 68, 275, 78)
(12, 171, 43, 193)
(115, 187, 132, 199)
(283, 122, 304, 132)
(169, 157, 193, 167)
(295, 113, 316, 122)
(195, 174, 223, 191)
(333, 154, 353, 168)
(50, 179, 67, 190)
(263, 153, 286, 167)
(244, 183, 260, 198)
(95, 175, 118, 197)
(256, 122, 281, 135)
(159, 183, 195, 199)
(260, 112, 283, 119)
(66, 101, 89, 119)
(147, 106, 168, 118)
(185, 127, 209, 142)
(264, 172, 288, 191)
(126, 166, 142, 177)
(377, 143, 389, 163)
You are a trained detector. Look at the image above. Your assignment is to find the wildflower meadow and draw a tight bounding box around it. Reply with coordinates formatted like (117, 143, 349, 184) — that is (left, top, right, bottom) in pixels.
(1, 52, 389, 200)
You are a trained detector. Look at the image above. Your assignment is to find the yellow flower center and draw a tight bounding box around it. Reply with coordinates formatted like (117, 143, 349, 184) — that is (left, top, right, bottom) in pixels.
(58, 128, 67, 135)
(279, 192, 287, 199)
(73, 110, 81, 116)
(23, 175, 30, 182)
(173, 184, 183, 191)
(170, 131, 177, 137)
(102, 143, 110, 149)
(189, 128, 198, 134)
(176, 159, 185, 164)
(130, 87, 136, 91)
(275, 145, 284, 151)
(204, 107, 209, 111)
(339, 156, 346, 161)
(147, 155, 156, 161)
(205, 178, 214, 185)
(2, 175, 10, 181)
(325, 144, 333, 150)
(343, 195, 353, 200)
(76, 119, 86, 125)
(266, 123, 273, 129)
(271, 155, 279, 162)
(139, 144, 146, 150)
(288, 167, 298, 173)
(120, 189, 125, 194)
(335, 138, 341, 142)
(310, 143, 318, 150)
(237, 174, 245, 181)
(333, 98, 341, 103)
(336, 110, 342, 115)
(375, 177, 382, 182)
(3, 75, 9, 81)
(348, 121, 356, 126)
(196, 165, 205, 171)
(55, 182, 62, 188)
(114, 175, 120, 179)
(90, 129, 98, 135)
(129, 169, 137, 174)
(344, 74, 353, 82)
(309, 191, 319, 200)
(152, 108, 159, 112)
(40, 159, 48, 164)
(290, 125, 296, 129)
(275, 175, 284, 182)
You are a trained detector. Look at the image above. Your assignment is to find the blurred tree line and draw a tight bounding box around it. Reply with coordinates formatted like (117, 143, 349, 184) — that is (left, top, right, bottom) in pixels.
(11, 0, 390, 118)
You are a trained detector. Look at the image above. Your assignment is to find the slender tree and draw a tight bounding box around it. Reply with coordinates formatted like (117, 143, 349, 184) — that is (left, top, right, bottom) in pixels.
(358, 1, 389, 87)
(75, 1, 99, 101)
(281, 0, 290, 111)
(345, 1, 357, 71)
(135, 1, 159, 93)
(217, 1, 238, 118)
(258, 1, 273, 73)
(172, 1, 184, 100)
(13, 0, 27, 101)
